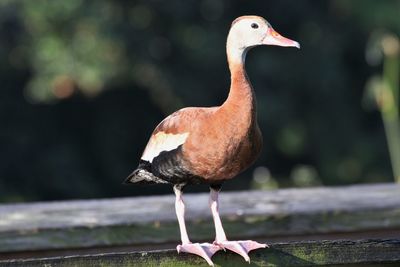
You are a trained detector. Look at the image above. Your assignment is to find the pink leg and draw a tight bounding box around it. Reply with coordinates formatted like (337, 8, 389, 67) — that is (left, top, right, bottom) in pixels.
(174, 185, 221, 266)
(209, 187, 268, 262)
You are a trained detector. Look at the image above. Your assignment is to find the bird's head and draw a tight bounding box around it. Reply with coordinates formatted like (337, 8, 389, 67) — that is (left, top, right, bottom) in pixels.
(227, 16, 300, 63)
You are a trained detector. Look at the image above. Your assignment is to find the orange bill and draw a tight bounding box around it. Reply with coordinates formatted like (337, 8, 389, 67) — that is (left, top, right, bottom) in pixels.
(262, 27, 300, 48)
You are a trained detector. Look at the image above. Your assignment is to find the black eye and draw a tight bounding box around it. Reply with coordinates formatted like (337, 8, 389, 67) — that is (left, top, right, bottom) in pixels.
(251, 23, 259, 29)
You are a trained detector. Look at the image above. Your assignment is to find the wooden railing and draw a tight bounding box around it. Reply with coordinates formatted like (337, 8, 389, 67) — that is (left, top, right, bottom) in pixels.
(1, 183, 400, 266)
(3, 240, 400, 267)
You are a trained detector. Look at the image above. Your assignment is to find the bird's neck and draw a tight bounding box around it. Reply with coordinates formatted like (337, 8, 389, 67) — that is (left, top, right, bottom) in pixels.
(222, 43, 257, 119)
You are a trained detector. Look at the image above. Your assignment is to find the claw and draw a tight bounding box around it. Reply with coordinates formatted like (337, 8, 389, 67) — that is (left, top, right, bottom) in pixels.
(214, 240, 267, 262)
(177, 242, 222, 266)
(213, 241, 226, 252)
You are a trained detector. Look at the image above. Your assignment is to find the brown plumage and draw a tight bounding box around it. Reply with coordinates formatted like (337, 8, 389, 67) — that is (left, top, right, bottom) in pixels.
(124, 15, 299, 266)
(125, 43, 262, 186)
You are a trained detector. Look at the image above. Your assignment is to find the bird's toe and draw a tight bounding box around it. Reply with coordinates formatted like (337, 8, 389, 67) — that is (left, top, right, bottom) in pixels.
(214, 240, 268, 262)
(177, 242, 221, 266)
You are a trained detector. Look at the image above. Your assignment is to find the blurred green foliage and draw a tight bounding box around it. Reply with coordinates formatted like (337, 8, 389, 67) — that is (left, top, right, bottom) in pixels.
(0, 0, 399, 202)
(364, 33, 400, 183)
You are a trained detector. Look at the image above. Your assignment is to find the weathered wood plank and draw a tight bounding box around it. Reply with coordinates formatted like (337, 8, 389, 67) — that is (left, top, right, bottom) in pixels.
(1, 239, 399, 267)
(0, 183, 399, 254)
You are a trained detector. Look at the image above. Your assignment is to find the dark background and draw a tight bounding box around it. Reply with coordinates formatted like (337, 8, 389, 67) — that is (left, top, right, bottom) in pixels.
(0, 0, 399, 202)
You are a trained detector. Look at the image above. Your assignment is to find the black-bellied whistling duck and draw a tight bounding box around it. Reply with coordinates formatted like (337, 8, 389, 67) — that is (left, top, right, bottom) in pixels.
(125, 15, 300, 265)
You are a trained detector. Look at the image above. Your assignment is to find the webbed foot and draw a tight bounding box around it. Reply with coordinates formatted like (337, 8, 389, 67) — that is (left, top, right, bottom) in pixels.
(177, 242, 222, 266)
(214, 240, 267, 262)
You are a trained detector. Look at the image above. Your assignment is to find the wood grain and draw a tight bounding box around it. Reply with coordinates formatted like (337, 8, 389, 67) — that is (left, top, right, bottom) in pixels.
(1, 239, 399, 267)
(0, 183, 399, 254)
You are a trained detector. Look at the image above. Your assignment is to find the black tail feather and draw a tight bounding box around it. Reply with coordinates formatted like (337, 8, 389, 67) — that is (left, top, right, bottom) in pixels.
(123, 161, 169, 185)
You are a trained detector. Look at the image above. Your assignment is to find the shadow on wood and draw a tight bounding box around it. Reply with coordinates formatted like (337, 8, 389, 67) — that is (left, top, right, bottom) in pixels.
(0, 183, 400, 260)
(1, 239, 400, 267)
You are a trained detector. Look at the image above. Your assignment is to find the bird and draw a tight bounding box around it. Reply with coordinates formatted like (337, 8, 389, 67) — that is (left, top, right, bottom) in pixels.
(124, 15, 300, 266)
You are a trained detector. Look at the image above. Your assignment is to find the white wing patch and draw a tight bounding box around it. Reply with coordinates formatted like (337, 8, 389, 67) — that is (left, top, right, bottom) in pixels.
(141, 131, 189, 163)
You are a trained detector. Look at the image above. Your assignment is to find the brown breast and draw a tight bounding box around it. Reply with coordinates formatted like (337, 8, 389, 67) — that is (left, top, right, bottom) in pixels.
(181, 106, 262, 182)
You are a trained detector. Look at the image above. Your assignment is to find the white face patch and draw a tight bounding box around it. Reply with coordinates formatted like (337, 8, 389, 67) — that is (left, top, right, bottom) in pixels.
(141, 131, 189, 163)
(227, 17, 269, 64)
